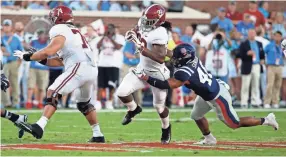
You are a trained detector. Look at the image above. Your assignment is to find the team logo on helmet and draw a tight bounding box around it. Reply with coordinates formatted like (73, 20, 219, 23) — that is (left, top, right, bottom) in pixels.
(157, 9, 163, 17)
(180, 48, 187, 56)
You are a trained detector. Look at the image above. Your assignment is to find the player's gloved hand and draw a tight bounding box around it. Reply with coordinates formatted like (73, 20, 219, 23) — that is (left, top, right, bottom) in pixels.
(131, 68, 148, 81)
(217, 79, 230, 91)
(14, 47, 36, 61)
(125, 30, 144, 53)
(1, 74, 10, 92)
(281, 39, 286, 57)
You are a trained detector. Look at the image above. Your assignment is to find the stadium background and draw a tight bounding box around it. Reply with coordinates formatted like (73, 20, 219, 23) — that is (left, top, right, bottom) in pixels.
(1, 1, 285, 107)
(1, 0, 286, 156)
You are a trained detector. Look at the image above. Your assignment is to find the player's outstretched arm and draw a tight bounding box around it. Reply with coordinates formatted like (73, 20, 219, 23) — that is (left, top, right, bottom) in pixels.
(146, 77, 185, 89)
(14, 36, 65, 62)
(30, 36, 65, 61)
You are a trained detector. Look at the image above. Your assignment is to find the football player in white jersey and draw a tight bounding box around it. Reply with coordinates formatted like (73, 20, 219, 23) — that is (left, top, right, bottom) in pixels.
(13, 6, 105, 143)
(116, 4, 173, 144)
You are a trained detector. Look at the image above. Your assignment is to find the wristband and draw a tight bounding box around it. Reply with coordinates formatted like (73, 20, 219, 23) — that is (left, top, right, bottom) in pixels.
(23, 53, 33, 61)
(38, 59, 47, 65)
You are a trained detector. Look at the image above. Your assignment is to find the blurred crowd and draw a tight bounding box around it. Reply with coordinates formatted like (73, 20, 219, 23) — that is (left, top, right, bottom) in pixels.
(1, 1, 286, 110)
(2, 0, 185, 12)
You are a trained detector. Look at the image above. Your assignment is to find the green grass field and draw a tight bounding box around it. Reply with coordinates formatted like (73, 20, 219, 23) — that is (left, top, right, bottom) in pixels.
(1, 109, 286, 156)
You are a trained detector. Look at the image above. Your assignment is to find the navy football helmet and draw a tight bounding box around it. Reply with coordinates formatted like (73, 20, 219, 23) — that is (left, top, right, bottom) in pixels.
(171, 43, 196, 68)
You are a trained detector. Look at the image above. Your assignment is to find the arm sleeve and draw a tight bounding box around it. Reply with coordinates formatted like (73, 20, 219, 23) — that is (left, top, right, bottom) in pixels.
(146, 76, 171, 89)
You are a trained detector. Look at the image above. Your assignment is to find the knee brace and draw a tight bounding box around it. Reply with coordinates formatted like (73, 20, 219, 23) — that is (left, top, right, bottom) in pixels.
(45, 93, 62, 109)
(77, 99, 95, 116)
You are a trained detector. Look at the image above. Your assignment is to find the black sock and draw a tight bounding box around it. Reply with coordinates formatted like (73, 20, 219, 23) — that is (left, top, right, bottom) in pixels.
(3, 110, 20, 123)
(203, 132, 210, 136)
(260, 118, 265, 125)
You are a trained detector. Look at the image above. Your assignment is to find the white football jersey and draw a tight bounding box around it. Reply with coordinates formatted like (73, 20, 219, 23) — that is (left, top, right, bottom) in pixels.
(49, 24, 96, 70)
(137, 26, 168, 70)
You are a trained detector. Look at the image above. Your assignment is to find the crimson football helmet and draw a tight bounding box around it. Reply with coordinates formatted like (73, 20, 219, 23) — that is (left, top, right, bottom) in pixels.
(139, 4, 166, 32)
(49, 6, 73, 25)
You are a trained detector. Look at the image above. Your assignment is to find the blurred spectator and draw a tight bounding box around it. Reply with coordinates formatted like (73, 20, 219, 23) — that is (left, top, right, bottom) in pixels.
(69, 0, 90, 11)
(272, 12, 286, 38)
(1, 19, 24, 108)
(180, 25, 193, 44)
(167, 1, 184, 12)
(255, 27, 270, 49)
(206, 29, 232, 83)
(27, 1, 48, 10)
(26, 30, 49, 109)
(226, 1, 243, 25)
(243, 1, 265, 27)
(282, 58, 286, 106)
(1, 0, 20, 10)
(255, 27, 269, 100)
(239, 29, 265, 108)
(122, 0, 141, 12)
(85, 25, 97, 42)
(172, 27, 183, 45)
(264, 31, 284, 109)
(85, 0, 99, 10)
(210, 7, 234, 36)
(48, 1, 67, 9)
(230, 30, 243, 101)
(109, 0, 122, 11)
(14, 21, 30, 106)
(97, 24, 124, 109)
(98, 0, 110, 11)
(121, 41, 141, 105)
(258, 1, 269, 19)
(236, 13, 255, 39)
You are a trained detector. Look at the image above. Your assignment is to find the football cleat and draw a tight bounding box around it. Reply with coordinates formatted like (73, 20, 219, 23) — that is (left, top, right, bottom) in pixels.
(15, 115, 28, 138)
(264, 113, 279, 130)
(16, 122, 43, 139)
(88, 136, 105, 143)
(161, 124, 171, 144)
(122, 106, 142, 125)
(193, 137, 217, 145)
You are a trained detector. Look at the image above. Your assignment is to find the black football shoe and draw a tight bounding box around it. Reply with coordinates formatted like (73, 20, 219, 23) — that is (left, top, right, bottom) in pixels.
(88, 136, 105, 143)
(16, 122, 43, 139)
(121, 106, 142, 125)
(15, 114, 28, 138)
(161, 124, 171, 144)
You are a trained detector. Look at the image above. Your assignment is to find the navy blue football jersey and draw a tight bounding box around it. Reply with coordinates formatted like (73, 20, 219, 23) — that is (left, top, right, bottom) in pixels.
(174, 57, 220, 101)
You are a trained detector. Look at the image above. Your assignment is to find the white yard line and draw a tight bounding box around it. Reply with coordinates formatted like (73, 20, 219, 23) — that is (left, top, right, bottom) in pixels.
(9, 108, 286, 113)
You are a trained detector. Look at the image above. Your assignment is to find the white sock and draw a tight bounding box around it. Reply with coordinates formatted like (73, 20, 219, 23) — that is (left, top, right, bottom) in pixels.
(36, 116, 49, 130)
(91, 123, 104, 137)
(126, 100, 137, 111)
(161, 115, 170, 129)
(204, 133, 216, 140)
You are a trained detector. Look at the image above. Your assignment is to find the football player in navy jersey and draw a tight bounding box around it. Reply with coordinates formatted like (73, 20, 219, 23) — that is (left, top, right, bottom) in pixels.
(133, 43, 279, 145)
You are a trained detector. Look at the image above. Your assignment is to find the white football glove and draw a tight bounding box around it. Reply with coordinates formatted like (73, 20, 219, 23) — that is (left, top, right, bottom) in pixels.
(131, 67, 146, 79)
(281, 39, 286, 57)
(13, 50, 29, 60)
(125, 30, 144, 53)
